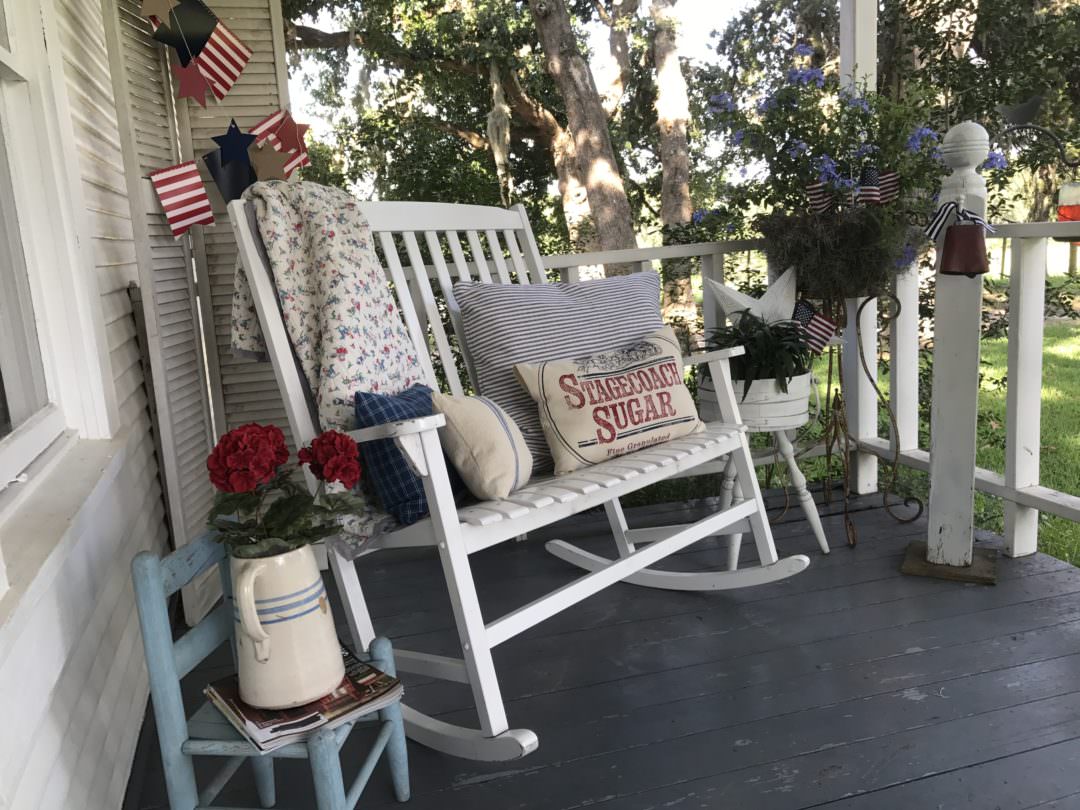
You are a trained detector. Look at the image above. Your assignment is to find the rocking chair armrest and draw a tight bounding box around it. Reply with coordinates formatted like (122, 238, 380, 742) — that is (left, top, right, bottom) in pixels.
(347, 414, 446, 444)
(682, 346, 745, 367)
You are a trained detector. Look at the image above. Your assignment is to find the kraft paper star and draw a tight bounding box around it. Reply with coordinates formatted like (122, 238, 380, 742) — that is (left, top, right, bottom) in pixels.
(213, 119, 257, 166)
(272, 112, 309, 154)
(248, 142, 292, 181)
(704, 267, 797, 325)
(172, 61, 212, 107)
(139, 0, 179, 24)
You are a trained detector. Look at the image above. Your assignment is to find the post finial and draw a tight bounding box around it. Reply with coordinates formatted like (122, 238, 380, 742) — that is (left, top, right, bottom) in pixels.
(940, 121, 990, 173)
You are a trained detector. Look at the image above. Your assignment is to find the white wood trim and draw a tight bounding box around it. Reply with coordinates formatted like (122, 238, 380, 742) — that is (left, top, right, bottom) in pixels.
(1003, 237, 1047, 557)
(987, 222, 1080, 239)
(10, 0, 119, 439)
(890, 265, 920, 451)
(543, 239, 763, 269)
(0, 405, 65, 497)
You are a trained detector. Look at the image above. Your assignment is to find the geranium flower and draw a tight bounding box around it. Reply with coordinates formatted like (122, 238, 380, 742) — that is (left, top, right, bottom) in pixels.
(207, 423, 289, 493)
(299, 430, 362, 489)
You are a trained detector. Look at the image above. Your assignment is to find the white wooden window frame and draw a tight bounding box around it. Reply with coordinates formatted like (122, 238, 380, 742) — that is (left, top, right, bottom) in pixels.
(0, 0, 121, 503)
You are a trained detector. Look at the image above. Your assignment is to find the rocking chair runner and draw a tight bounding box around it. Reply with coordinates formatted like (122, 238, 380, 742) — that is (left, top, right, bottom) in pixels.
(227, 198, 810, 762)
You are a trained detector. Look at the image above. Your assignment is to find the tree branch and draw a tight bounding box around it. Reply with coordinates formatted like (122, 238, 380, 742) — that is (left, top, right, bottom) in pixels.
(287, 23, 483, 78)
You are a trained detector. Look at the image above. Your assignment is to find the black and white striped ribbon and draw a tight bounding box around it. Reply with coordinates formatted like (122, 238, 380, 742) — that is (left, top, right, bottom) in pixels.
(924, 201, 995, 241)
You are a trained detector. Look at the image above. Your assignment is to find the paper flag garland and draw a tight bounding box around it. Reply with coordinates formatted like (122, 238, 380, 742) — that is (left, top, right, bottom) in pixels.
(149, 161, 214, 238)
(140, 0, 179, 25)
(704, 267, 797, 326)
(203, 147, 256, 203)
(249, 110, 311, 177)
(151, 0, 216, 65)
(213, 118, 256, 165)
(193, 20, 251, 101)
(172, 60, 212, 107)
(247, 143, 292, 181)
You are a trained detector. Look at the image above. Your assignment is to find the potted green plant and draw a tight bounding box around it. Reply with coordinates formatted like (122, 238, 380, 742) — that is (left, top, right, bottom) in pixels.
(698, 311, 813, 430)
(205, 424, 367, 709)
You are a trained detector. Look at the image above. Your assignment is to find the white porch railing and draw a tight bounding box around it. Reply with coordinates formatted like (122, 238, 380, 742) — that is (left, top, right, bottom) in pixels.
(540, 222, 1080, 558)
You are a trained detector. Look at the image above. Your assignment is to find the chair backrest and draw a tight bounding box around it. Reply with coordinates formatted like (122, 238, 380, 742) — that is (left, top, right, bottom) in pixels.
(227, 196, 548, 445)
(131, 534, 233, 779)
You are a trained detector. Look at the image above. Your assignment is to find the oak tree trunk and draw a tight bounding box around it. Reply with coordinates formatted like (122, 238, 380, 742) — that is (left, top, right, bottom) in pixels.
(650, 0, 695, 329)
(528, 0, 639, 273)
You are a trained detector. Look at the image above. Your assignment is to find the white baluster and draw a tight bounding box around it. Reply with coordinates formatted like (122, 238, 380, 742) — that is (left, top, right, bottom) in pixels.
(1003, 236, 1047, 557)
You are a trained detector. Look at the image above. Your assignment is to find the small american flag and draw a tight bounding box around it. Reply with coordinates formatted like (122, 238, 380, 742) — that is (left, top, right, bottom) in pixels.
(249, 109, 311, 177)
(857, 165, 881, 204)
(792, 299, 837, 354)
(806, 181, 832, 213)
(149, 161, 214, 238)
(193, 21, 251, 101)
(878, 170, 900, 203)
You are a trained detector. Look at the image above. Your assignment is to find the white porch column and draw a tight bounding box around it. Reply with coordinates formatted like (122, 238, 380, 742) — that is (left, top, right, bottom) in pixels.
(839, 0, 879, 494)
(926, 121, 989, 567)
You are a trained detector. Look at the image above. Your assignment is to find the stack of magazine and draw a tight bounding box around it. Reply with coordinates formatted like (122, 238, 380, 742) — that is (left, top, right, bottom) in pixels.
(205, 645, 403, 753)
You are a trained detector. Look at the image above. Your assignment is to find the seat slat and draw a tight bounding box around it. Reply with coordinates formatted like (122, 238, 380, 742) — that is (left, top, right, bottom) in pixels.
(484, 230, 513, 283)
(480, 501, 532, 520)
(503, 491, 557, 509)
(513, 481, 580, 504)
(457, 506, 506, 527)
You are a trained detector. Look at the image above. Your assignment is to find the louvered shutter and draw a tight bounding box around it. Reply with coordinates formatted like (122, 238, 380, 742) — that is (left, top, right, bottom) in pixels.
(182, 1, 294, 445)
(105, 0, 220, 623)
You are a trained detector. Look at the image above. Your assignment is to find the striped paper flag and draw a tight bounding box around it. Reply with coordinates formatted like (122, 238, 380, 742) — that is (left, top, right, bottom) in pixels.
(857, 165, 881, 204)
(149, 161, 214, 238)
(806, 181, 832, 213)
(193, 21, 251, 101)
(249, 110, 311, 177)
(792, 299, 838, 354)
(878, 170, 900, 203)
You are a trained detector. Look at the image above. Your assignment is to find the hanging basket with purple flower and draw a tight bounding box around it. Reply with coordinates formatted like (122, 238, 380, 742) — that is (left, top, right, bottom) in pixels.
(707, 43, 946, 307)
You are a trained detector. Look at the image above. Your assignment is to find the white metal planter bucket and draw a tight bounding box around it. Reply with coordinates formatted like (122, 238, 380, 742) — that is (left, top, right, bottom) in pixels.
(698, 371, 812, 431)
(231, 544, 345, 709)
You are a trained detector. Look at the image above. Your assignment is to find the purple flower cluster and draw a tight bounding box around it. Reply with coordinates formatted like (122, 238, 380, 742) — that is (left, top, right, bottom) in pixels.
(732, 129, 747, 146)
(894, 243, 918, 268)
(982, 150, 1008, 170)
(815, 154, 840, 184)
(786, 140, 809, 158)
(787, 67, 825, 88)
(906, 126, 939, 152)
(793, 42, 814, 56)
(854, 143, 879, 159)
(757, 94, 778, 113)
(708, 92, 736, 114)
(840, 88, 871, 113)
(691, 208, 726, 226)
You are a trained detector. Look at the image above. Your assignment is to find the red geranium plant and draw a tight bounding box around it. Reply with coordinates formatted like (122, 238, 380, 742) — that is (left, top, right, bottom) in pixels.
(206, 423, 366, 558)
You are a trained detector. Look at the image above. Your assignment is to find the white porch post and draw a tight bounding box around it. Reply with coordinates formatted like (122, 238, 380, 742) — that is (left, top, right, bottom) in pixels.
(839, 0, 879, 494)
(926, 122, 989, 567)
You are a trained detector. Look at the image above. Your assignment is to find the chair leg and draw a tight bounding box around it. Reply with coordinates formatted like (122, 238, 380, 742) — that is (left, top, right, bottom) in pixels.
(605, 499, 635, 557)
(309, 728, 347, 810)
(368, 637, 410, 801)
(328, 548, 378, 654)
(775, 430, 830, 555)
(726, 479, 745, 570)
(251, 756, 276, 808)
(730, 432, 780, 566)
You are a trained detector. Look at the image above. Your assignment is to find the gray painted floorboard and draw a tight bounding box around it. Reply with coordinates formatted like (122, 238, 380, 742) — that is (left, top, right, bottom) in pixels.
(126, 493, 1080, 809)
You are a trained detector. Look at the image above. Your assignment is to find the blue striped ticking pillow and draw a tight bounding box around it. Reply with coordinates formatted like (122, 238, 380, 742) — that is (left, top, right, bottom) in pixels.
(354, 385, 466, 525)
(451, 272, 664, 473)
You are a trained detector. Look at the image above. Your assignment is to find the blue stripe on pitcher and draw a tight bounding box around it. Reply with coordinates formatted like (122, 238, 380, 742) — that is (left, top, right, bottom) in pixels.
(255, 585, 327, 616)
(254, 577, 323, 604)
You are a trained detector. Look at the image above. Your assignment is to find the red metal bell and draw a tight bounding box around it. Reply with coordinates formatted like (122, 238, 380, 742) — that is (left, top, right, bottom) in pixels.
(939, 221, 989, 278)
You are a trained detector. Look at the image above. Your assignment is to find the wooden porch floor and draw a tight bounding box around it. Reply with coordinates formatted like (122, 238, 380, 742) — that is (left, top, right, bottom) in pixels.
(126, 490, 1080, 809)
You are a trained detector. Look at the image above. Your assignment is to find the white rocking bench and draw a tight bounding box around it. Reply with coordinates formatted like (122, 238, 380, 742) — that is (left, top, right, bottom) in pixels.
(227, 198, 810, 762)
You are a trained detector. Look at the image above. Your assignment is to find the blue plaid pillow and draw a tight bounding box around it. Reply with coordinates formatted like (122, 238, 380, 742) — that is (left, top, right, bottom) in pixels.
(354, 385, 465, 525)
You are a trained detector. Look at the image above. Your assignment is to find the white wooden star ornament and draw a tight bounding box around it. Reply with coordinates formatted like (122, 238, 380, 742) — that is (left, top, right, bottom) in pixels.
(704, 267, 797, 325)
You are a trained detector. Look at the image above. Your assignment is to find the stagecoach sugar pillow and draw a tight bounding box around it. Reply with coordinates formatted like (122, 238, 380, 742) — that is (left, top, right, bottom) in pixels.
(452, 272, 664, 474)
(514, 326, 702, 474)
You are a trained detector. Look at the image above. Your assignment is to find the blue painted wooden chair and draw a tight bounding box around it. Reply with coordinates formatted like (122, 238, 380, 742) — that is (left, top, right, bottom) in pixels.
(132, 533, 410, 810)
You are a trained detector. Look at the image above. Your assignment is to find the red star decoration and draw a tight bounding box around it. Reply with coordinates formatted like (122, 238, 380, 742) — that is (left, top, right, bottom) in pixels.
(273, 112, 310, 154)
(172, 61, 212, 108)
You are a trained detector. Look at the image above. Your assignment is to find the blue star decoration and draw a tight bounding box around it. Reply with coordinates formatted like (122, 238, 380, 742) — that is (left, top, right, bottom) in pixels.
(212, 119, 256, 166)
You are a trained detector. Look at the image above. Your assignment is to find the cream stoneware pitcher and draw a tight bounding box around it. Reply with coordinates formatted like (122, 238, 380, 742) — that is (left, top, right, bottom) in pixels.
(231, 544, 345, 709)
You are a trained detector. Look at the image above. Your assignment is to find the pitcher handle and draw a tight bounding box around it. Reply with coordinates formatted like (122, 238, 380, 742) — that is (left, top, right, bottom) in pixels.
(235, 561, 271, 662)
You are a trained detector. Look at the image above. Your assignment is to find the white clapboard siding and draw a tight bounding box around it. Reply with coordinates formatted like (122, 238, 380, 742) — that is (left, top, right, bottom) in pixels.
(1, 420, 167, 810)
(180, 0, 294, 443)
(104, 0, 219, 624)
